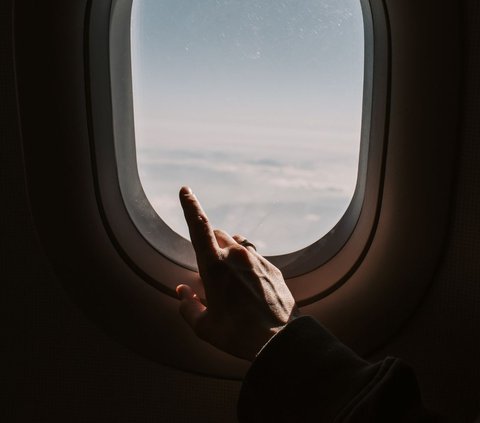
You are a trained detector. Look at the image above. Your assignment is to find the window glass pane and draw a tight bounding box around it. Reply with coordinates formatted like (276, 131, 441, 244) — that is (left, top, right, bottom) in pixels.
(131, 0, 364, 256)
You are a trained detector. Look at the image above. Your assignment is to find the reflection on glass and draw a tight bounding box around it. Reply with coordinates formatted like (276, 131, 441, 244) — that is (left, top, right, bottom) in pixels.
(131, 0, 364, 255)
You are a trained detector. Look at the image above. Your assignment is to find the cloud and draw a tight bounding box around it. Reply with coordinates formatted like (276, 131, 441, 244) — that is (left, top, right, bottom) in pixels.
(135, 130, 359, 254)
(137, 148, 357, 195)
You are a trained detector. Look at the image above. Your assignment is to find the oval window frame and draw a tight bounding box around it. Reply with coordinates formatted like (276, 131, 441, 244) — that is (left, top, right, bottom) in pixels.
(88, 0, 383, 302)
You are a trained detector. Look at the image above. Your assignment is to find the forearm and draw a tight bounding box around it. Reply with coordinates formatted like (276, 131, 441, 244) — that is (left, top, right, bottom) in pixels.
(238, 316, 436, 422)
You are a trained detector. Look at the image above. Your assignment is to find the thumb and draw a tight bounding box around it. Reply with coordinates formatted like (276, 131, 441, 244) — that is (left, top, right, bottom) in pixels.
(176, 284, 207, 331)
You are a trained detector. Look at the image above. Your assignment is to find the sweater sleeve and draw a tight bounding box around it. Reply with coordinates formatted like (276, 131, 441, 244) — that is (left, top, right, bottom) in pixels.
(237, 316, 436, 423)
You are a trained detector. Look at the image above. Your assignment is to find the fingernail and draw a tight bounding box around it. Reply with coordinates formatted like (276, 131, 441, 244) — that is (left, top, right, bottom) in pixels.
(176, 285, 185, 299)
(180, 186, 192, 196)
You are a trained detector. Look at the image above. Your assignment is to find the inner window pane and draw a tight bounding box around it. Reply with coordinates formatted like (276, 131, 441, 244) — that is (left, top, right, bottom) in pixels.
(131, 0, 364, 256)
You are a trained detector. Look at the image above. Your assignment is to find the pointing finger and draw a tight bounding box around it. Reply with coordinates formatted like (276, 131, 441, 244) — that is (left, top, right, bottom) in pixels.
(179, 187, 219, 266)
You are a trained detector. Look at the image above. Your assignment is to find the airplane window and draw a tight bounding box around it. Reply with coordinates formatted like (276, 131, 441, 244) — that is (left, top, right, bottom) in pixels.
(130, 0, 364, 256)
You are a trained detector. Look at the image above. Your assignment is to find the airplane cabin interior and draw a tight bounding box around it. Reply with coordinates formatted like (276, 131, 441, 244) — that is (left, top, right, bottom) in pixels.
(2, 0, 480, 421)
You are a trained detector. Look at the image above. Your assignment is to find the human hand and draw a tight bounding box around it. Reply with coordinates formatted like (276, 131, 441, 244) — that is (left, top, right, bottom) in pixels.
(176, 187, 300, 361)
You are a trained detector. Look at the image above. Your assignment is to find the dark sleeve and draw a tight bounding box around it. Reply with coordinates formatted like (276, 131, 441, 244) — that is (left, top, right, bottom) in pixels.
(238, 316, 436, 423)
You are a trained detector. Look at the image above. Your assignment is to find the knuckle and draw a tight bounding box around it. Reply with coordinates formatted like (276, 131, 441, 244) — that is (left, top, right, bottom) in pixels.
(228, 244, 251, 261)
(269, 263, 283, 278)
(197, 214, 210, 228)
(273, 267, 284, 280)
(213, 228, 228, 240)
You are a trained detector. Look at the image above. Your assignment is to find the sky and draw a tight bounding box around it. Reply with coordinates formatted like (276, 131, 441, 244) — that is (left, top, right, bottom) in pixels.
(130, 0, 365, 255)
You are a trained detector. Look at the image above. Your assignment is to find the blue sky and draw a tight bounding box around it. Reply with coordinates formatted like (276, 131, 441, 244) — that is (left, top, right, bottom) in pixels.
(130, 0, 365, 255)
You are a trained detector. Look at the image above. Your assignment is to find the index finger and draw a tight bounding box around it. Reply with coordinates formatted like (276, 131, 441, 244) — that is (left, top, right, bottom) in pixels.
(179, 187, 220, 265)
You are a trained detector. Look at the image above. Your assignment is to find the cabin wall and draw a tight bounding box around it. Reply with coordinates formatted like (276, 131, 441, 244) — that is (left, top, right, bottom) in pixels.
(372, 1, 480, 421)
